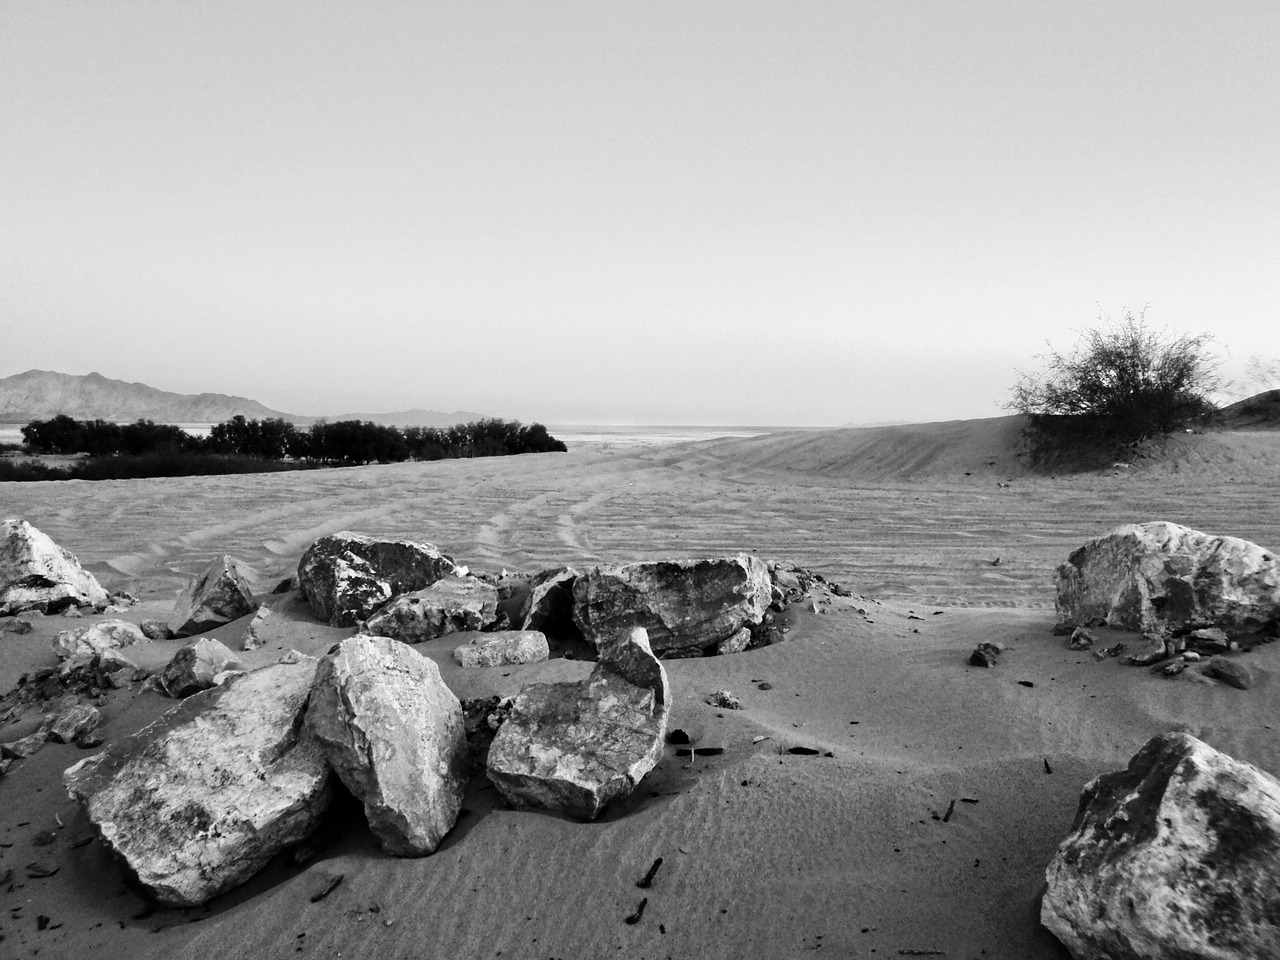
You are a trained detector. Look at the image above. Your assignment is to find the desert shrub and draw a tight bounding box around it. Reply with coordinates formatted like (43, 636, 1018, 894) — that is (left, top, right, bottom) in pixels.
(0, 459, 70, 481)
(22, 416, 199, 456)
(69, 452, 316, 480)
(1009, 309, 1220, 465)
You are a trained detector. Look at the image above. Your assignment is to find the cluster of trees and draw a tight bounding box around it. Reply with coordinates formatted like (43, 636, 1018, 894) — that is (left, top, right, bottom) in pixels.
(21, 414, 566, 465)
(20, 415, 198, 456)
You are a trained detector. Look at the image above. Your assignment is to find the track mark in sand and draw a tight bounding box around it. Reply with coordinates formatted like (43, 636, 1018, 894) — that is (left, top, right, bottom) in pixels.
(260, 505, 402, 555)
(555, 490, 615, 561)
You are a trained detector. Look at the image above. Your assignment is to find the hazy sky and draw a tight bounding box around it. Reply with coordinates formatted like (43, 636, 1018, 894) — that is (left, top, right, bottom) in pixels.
(2, 2, 1277, 425)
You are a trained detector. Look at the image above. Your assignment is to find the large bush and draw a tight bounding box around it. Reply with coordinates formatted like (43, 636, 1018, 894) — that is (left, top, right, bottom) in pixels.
(1009, 309, 1220, 464)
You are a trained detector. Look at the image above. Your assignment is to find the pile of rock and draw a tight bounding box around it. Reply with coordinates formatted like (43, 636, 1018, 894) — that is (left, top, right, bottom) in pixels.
(1054, 522, 1279, 685)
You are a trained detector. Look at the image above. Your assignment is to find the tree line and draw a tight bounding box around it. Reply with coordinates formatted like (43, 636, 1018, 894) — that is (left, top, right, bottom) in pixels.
(20, 414, 567, 464)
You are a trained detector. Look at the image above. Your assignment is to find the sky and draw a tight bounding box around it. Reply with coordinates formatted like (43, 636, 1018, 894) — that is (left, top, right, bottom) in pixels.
(2, 2, 1277, 426)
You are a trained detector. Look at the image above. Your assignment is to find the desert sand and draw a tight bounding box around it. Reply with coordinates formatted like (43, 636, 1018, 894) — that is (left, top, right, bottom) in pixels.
(2, 417, 1279, 960)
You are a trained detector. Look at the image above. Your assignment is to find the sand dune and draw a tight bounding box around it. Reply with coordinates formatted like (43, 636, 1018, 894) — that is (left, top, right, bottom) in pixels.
(2, 421, 1279, 959)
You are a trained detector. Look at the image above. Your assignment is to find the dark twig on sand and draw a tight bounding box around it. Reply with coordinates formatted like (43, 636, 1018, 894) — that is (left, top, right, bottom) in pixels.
(637, 857, 664, 889)
(624, 898, 648, 924)
(941, 799, 956, 823)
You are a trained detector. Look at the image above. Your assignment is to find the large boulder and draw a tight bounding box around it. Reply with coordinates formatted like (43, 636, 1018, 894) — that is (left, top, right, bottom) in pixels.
(169, 555, 257, 637)
(363, 575, 499, 642)
(1, 519, 109, 616)
(305, 635, 468, 856)
(486, 627, 669, 820)
(64, 657, 332, 907)
(571, 555, 772, 656)
(453, 631, 549, 668)
(1056, 522, 1280, 635)
(1042, 732, 1280, 958)
(160, 637, 245, 697)
(53, 619, 148, 663)
(297, 532, 460, 627)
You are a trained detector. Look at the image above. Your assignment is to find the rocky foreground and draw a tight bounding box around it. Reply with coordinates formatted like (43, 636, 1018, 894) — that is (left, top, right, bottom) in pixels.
(2, 515, 1280, 957)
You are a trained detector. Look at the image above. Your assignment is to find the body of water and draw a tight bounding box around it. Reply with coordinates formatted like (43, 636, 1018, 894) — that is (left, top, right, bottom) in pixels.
(1, 422, 787, 450)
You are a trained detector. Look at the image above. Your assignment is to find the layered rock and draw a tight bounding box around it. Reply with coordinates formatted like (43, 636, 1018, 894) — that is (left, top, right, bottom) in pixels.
(1042, 732, 1280, 958)
(305, 635, 468, 856)
(363, 575, 498, 642)
(487, 627, 669, 819)
(1056, 522, 1280, 635)
(571, 555, 771, 656)
(452, 631, 549, 668)
(297, 532, 460, 627)
(64, 658, 332, 906)
(160, 638, 245, 697)
(1, 519, 109, 616)
(169, 555, 257, 637)
(53, 619, 148, 663)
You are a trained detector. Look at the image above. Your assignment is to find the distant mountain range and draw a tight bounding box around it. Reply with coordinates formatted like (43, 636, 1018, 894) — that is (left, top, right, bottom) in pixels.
(0, 370, 486, 427)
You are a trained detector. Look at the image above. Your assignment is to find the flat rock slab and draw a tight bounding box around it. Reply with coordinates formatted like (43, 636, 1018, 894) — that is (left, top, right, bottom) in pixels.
(1, 519, 108, 616)
(169, 555, 257, 637)
(64, 657, 332, 907)
(364, 575, 499, 642)
(297, 531, 460, 627)
(1056, 521, 1280, 635)
(487, 627, 669, 820)
(306, 635, 467, 856)
(571, 555, 771, 656)
(1042, 731, 1280, 958)
(453, 631, 549, 668)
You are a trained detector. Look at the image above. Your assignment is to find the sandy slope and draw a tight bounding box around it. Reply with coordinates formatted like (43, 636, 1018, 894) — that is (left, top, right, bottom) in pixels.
(2, 421, 1280, 960)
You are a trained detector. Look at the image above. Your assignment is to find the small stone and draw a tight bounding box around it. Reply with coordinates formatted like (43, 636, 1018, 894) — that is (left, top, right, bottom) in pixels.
(1067, 627, 1095, 651)
(139, 620, 174, 641)
(715, 627, 752, 656)
(706, 690, 741, 710)
(62, 606, 84, 618)
(1, 618, 34, 635)
(1203, 655, 1256, 690)
(169, 555, 257, 638)
(969, 641, 1004, 667)
(1, 731, 47, 760)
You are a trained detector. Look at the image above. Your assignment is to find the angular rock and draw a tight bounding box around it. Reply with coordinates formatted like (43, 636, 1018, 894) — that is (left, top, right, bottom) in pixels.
(169, 555, 256, 638)
(571, 555, 772, 656)
(487, 627, 669, 820)
(452, 631, 549, 668)
(64, 658, 332, 906)
(1056, 522, 1280, 634)
(1204, 655, 1257, 690)
(0, 519, 109, 616)
(305, 635, 467, 856)
(297, 532, 460, 627)
(46, 702, 102, 744)
(52, 619, 148, 663)
(1123, 634, 1170, 666)
(160, 638, 244, 698)
(1042, 732, 1280, 958)
(716, 626, 752, 656)
(1188, 626, 1230, 654)
(363, 576, 498, 642)
(1, 618, 33, 635)
(519, 567, 580, 633)
(58, 647, 138, 690)
(240, 604, 271, 651)
(1, 731, 47, 760)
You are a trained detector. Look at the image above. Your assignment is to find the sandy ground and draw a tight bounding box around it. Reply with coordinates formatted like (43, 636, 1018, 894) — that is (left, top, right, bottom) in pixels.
(1, 418, 1279, 960)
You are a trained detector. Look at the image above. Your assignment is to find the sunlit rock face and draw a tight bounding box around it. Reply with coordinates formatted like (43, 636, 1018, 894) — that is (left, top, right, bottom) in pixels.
(297, 531, 460, 627)
(1056, 522, 1280, 635)
(1042, 732, 1280, 959)
(1, 519, 109, 616)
